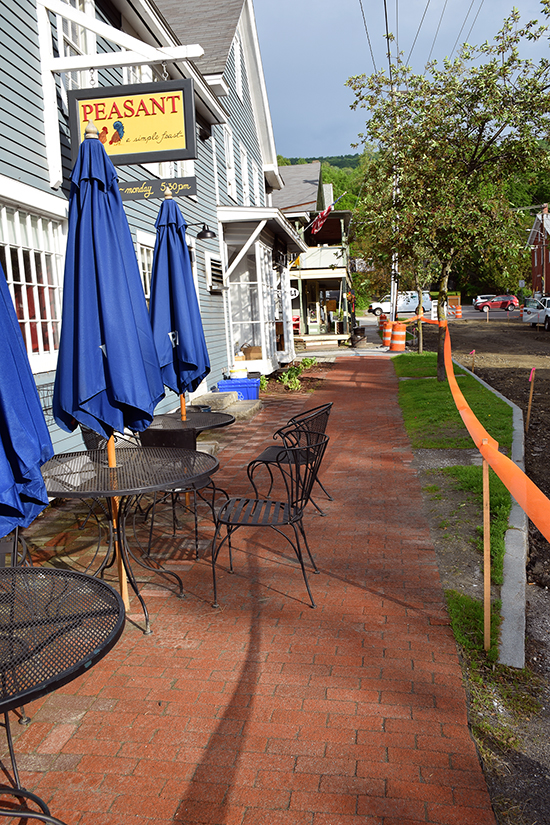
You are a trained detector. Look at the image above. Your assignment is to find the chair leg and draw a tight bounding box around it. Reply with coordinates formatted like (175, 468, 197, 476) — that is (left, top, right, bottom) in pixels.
(290, 522, 316, 608)
(315, 475, 333, 501)
(309, 495, 327, 517)
(297, 520, 319, 573)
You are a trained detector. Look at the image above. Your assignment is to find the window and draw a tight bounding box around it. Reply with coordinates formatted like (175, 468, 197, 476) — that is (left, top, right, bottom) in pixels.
(136, 230, 155, 302)
(58, 0, 88, 101)
(252, 163, 260, 206)
(0, 206, 63, 370)
(223, 126, 237, 200)
(240, 145, 250, 206)
(233, 31, 243, 100)
(230, 252, 260, 353)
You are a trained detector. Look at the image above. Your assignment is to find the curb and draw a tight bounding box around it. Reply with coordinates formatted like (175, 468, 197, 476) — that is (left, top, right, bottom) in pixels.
(452, 359, 527, 669)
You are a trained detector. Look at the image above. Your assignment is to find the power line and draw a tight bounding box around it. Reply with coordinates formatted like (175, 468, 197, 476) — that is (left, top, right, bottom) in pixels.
(395, 0, 399, 60)
(358, 0, 378, 73)
(450, 0, 476, 59)
(406, 0, 432, 65)
(382, 0, 394, 85)
(465, 0, 485, 43)
(427, 0, 449, 64)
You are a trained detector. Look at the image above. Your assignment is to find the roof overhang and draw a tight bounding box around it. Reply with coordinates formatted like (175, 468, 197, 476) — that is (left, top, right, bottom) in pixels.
(218, 206, 307, 253)
(289, 268, 348, 281)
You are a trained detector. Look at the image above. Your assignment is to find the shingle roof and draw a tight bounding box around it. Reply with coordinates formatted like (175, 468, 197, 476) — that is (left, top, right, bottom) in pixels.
(153, 0, 245, 75)
(271, 162, 321, 212)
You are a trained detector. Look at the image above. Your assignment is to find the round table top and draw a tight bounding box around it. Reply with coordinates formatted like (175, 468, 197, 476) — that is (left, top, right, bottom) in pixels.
(41, 446, 219, 498)
(153, 410, 235, 433)
(0, 567, 125, 714)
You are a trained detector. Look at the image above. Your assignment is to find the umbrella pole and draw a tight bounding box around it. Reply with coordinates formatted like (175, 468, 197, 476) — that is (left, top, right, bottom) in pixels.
(107, 434, 130, 610)
(180, 394, 192, 508)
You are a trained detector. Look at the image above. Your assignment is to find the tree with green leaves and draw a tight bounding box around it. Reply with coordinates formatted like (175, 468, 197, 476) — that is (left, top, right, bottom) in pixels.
(347, 6, 550, 378)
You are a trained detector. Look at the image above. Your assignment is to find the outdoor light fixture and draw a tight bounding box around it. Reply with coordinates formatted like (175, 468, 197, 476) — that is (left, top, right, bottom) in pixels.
(193, 224, 217, 240)
(163, 189, 217, 240)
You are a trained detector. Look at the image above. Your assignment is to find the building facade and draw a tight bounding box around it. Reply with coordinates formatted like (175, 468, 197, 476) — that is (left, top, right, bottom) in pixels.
(0, 0, 300, 452)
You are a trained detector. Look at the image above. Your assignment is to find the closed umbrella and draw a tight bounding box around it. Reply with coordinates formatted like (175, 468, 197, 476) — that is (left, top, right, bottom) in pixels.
(0, 265, 53, 540)
(149, 190, 210, 420)
(53, 124, 164, 439)
(53, 122, 165, 603)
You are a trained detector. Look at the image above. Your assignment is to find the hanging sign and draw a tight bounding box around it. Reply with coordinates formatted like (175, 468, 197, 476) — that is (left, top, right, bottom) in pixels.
(118, 177, 197, 201)
(68, 79, 196, 166)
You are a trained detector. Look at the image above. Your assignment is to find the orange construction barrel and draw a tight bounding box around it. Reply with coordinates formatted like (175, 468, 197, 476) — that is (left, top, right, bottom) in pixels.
(382, 321, 393, 347)
(455, 305, 462, 319)
(378, 313, 387, 330)
(390, 322, 406, 351)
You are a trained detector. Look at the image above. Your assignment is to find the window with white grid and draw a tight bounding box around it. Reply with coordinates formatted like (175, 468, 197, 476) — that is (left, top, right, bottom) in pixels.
(58, 0, 88, 100)
(0, 206, 64, 370)
(136, 231, 155, 302)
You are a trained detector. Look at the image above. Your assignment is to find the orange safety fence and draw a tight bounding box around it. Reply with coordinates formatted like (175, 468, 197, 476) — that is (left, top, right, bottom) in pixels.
(397, 314, 550, 543)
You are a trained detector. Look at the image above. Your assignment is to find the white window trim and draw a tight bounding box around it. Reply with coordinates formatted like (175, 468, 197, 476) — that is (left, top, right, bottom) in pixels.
(240, 144, 250, 207)
(223, 125, 237, 201)
(212, 136, 220, 205)
(233, 30, 243, 100)
(0, 204, 65, 374)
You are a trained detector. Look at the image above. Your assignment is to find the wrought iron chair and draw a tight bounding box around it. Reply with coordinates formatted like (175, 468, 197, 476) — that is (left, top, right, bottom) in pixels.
(211, 431, 329, 609)
(247, 403, 333, 514)
(137, 426, 227, 558)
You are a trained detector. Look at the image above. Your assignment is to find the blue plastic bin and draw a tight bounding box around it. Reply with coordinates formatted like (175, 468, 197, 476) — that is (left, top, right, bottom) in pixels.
(217, 378, 260, 400)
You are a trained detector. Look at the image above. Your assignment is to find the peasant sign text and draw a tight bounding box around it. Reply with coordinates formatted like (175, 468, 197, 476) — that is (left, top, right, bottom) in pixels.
(68, 79, 196, 167)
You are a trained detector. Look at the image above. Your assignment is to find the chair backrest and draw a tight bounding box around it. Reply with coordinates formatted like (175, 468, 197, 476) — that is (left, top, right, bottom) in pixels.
(289, 402, 332, 435)
(139, 426, 197, 451)
(273, 403, 333, 444)
(275, 432, 329, 515)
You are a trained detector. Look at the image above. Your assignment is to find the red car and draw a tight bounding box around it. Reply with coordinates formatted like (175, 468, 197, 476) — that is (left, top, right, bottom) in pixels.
(475, 294, 519, 312)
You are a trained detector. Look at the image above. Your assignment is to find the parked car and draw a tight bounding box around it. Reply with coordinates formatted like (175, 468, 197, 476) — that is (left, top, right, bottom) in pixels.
(473, 294, 496, 307)
(475, 295, 519, 312)
(368, 291, 432, 316)
(522, 296, 550, 328)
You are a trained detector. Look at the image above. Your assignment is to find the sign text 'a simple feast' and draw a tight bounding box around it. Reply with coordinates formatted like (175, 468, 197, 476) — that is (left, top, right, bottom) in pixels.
(68, 79, 196, 167)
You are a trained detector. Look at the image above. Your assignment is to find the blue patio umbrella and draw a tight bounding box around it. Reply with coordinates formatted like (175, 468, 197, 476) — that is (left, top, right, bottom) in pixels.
(53, 125, 165, 440)
(0, 266, 53, 538)
(149, 191, 210, 416)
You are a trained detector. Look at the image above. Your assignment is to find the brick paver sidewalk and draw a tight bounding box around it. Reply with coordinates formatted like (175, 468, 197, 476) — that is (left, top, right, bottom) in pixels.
(8, 356, 496, 824)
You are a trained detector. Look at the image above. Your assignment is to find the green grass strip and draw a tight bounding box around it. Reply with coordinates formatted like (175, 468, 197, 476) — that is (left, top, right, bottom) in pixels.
(393, 353, 513, 451)
(445, 590, 501, 663)
(443, 465, 511, 585)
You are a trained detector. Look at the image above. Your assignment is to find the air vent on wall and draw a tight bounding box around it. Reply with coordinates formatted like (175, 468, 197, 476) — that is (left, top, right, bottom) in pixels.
(209, 258, 224, 292)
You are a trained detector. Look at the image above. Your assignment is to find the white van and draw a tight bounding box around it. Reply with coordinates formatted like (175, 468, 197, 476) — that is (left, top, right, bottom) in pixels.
(368, 291, 432, 316)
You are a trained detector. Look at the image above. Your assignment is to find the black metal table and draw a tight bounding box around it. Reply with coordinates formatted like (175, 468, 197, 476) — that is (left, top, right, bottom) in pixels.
(153, 410, 235, 433)
(0, 566, 124, 824)
(41, 447, 219, 633)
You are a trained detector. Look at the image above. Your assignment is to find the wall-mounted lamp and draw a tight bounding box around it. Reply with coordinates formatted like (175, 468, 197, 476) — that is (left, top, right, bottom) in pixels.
(163, 188, 216, 239)
(187, 223, 217, 240)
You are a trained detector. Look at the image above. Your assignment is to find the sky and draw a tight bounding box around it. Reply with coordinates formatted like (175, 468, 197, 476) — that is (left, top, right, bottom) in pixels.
(252, 0, 550, 159)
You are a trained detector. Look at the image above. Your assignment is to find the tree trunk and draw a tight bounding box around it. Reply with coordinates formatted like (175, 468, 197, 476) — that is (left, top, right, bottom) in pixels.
(437, 260, 452, 381)
(414, 271, 424, 354)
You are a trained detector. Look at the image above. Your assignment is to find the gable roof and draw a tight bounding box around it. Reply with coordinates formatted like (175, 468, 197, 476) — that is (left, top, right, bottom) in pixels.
(271, 162, 323, 213)
(153, 0, 245, 76)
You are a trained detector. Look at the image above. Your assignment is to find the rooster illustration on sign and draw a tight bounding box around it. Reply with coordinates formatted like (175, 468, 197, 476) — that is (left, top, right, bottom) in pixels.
(98, 126, 108, 144)
(109, 121, 124, 145)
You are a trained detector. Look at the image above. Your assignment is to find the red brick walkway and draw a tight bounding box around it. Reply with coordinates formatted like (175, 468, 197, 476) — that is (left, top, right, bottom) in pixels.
(9, 357, 496, 824)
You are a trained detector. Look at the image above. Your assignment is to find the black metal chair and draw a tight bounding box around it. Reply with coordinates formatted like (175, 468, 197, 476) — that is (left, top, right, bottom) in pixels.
(137, 426, 227, 557)
(211, 431, 329, 609)
(247, 403, 333, 514)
